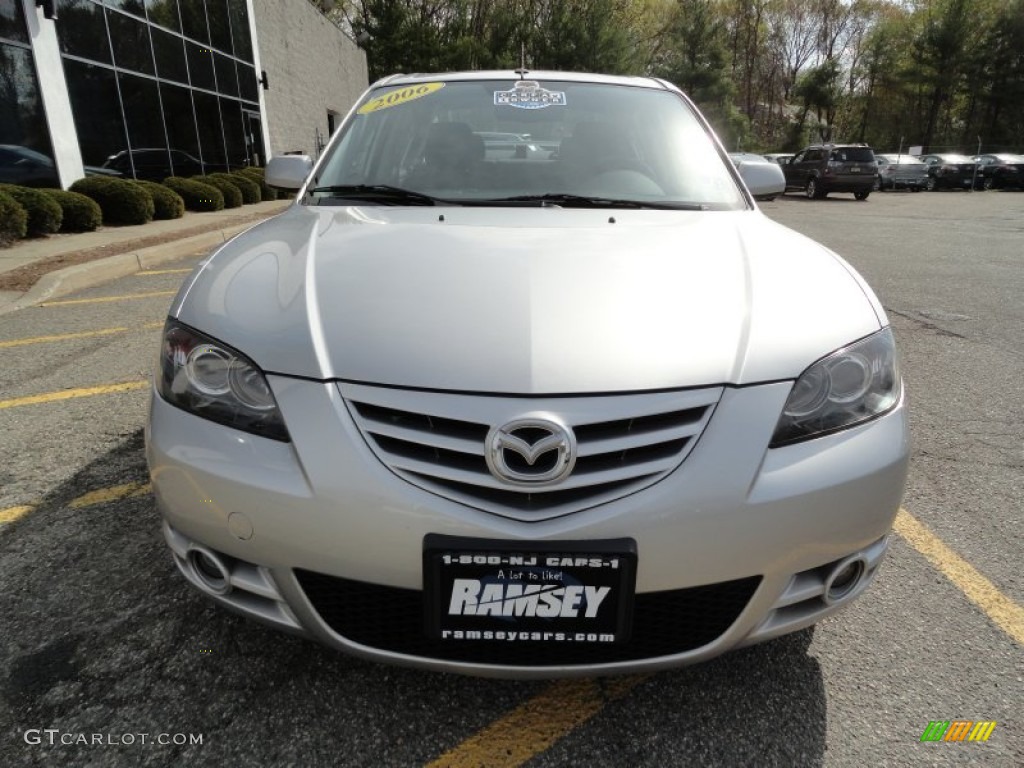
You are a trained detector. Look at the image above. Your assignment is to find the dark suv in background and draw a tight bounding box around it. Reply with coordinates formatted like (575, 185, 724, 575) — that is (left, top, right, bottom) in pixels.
(783, 144, 876, 200)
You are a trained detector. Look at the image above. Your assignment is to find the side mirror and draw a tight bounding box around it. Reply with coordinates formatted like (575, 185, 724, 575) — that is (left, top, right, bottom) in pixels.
(738, 162, 785, 200)
(266, 155, 313, 190)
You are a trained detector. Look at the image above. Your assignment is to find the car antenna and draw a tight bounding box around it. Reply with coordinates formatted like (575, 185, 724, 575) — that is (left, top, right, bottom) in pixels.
(515, 43, 528, 79)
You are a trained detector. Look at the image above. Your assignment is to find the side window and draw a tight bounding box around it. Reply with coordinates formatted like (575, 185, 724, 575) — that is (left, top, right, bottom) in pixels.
(791, 151, 805, 163)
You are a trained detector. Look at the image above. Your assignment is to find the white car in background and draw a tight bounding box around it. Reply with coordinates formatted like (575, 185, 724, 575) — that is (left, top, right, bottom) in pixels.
(147, 70, 908, 678)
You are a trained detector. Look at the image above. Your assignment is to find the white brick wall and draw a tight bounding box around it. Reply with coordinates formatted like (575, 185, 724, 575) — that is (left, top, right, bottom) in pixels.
(251, 0, 368, 157)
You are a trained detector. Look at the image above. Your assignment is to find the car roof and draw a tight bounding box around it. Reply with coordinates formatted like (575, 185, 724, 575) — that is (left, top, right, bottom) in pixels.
(371, 70, 669, 91)
(804, 143, 871, 149)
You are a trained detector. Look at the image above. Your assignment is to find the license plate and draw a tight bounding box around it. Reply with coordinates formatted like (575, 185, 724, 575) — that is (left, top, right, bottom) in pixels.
(424, 535, 637, 645)
(850, 166, 861, 173)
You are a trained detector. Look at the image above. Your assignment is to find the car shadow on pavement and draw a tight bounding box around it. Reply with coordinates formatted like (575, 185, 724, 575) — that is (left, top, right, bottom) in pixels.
(0, 430, 825, 767)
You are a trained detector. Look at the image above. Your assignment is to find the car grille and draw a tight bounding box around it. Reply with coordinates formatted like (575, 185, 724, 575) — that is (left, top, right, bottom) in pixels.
(340, 383, 722, 521)
(295, 570, 761, 667)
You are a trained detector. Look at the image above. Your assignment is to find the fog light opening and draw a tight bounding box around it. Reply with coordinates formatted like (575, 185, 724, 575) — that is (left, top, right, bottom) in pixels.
(187, 547, 231, 595)
(824, 556, 867, 605)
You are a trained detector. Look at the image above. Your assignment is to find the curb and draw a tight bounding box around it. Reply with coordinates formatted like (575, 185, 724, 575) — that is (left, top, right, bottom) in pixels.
(0, 216, 272, 316)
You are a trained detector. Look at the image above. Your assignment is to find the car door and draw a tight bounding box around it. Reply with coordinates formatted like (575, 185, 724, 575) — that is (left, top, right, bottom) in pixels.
(784, 151, 805, 188)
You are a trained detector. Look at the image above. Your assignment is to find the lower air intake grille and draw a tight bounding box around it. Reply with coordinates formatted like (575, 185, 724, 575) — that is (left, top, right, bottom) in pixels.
(295, 570, 761, 666)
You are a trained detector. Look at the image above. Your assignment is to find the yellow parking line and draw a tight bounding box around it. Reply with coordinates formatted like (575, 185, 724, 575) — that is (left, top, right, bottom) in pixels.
(0, 381, 148, 410)
(69, 482, 151, 509)
(41, 290, 176, 307)
(138, 268, 193, 275)
(428, 510, 1024, 767)
(426, 676, 645, 768)
(0, 505, 34, 525)
(895, 508, 1024, 645)
(0, 322, 163, 349)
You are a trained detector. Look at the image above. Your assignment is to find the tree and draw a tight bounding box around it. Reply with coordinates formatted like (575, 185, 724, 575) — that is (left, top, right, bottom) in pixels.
(654, 0, 748, 146)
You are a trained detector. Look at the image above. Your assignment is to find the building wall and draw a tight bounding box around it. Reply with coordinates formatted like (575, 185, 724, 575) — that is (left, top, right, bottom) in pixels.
(251, 0, 367, 158)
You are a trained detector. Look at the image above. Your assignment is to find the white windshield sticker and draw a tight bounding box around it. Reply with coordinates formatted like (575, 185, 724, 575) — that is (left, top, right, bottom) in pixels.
(494, 81, 566, 110)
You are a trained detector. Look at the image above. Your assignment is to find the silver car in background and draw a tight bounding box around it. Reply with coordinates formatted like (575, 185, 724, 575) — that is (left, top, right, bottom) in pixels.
(147, 71, 909, 678)
(874, 154, 928, 191)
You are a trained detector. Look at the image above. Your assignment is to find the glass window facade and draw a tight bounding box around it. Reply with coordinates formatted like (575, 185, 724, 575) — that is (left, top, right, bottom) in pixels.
(1, 0, 58, 186)
(54, 0, 260, 180)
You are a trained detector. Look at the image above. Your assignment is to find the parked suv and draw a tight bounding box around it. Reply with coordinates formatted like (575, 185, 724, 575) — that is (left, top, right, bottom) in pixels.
(783, 144, 876, 200)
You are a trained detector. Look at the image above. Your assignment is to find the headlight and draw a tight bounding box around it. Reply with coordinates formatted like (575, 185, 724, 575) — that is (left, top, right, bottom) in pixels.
(157, 320, 290, 441)
(771, 328, 901, 447)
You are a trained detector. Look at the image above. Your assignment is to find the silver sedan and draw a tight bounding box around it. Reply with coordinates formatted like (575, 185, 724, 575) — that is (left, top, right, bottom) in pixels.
(147, 71, 909, 678)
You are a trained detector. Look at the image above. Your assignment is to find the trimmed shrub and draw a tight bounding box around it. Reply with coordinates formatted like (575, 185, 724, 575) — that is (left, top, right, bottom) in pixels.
(224, 172, 261, 204)
(238, 167, 278, 201)
(0, 190, 28, 246)
(162, 177, 224, 212)
(0, 183, 63, 236)
(130, 179, 185, 220)
(69, 176, 154, 225)
(195, 175, 242, 208)
(38, 189, 102, 232)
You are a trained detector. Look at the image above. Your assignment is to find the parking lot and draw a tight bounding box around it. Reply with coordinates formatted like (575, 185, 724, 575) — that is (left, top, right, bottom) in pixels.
(0, 191, 1021, 767)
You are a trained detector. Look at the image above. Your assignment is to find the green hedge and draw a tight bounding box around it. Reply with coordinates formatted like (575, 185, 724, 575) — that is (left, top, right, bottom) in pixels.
(223, 172, 261, 204)
(39, 189, 103, 232)
(162, 177, 224, 212)
(0, 183, 63, 236)
(0, 190, 28, 246)
(69, 176, 154, 225)
(239, 167, 279, 201)
(130, 179, 185, 220)
(194, 175, 242, 208)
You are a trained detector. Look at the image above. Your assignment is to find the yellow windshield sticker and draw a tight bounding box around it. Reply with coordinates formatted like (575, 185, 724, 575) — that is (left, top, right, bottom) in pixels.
(357, 82, 445, 115)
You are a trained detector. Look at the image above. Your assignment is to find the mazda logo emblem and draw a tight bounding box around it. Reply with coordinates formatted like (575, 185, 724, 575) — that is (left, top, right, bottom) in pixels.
(485, 417, 577, 486)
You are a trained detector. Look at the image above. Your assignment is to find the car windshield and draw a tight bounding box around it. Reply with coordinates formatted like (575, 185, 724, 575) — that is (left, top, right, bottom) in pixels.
(309, 79, 746, 210)
(4, 146, 53, 165)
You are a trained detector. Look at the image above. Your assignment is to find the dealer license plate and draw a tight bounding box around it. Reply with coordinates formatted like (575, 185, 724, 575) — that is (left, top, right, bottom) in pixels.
(424, 535, 637, 645)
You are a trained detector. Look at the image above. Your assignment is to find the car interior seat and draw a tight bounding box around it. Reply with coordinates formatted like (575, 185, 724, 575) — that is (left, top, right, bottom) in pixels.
(406, 122, 484, 189)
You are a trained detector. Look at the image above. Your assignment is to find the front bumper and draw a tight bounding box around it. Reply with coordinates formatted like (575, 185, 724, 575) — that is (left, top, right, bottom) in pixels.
(146, 378, 909, 677)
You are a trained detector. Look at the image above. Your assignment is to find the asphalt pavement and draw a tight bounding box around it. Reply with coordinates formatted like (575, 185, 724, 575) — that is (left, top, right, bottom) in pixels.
(0, 190, 1021, 767)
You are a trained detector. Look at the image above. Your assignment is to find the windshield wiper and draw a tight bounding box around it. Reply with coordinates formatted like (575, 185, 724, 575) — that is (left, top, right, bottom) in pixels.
(306, 184, 444, 206)
(474, 193, 707, 210)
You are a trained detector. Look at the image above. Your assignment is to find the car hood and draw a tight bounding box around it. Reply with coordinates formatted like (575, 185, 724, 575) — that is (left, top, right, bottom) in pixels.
(172, 205, 884, 393)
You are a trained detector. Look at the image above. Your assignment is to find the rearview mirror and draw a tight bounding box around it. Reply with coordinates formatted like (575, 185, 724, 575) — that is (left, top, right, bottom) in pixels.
(738, 162, 785, 200)
(266, 155, 313, 190)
